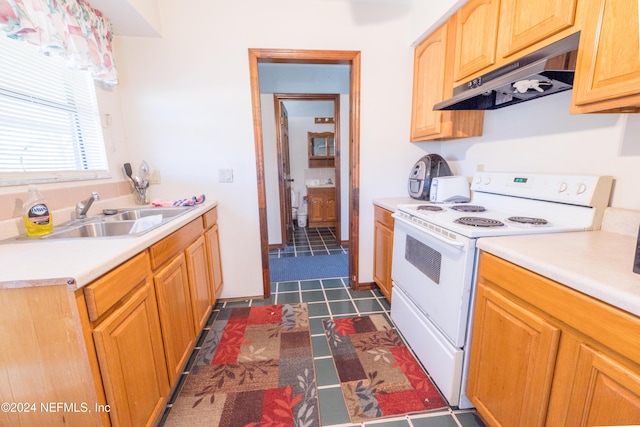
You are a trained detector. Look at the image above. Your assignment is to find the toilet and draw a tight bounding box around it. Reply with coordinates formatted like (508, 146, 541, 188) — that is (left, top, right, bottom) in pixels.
(291, 188, 299, 220)
(291, 188, 307, 228)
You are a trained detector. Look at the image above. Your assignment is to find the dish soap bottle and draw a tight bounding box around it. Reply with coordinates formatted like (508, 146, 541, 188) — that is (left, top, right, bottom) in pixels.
(23, 185, 53, 236)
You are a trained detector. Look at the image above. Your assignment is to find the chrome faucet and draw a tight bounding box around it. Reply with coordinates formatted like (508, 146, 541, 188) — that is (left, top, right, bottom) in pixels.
(76, 192, 100, 219)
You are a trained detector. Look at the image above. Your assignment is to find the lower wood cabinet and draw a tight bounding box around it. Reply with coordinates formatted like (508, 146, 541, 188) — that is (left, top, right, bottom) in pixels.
(564, 343, 640, 424)
(468, 282, 560, 426)
(206, 223, 223, 302)
(153, 253, 196, 385)
(92, 282, 169, 427)
(373, 205, 393, 301)
(468, 252, 640, 426)
(0, 206, 224, 427)
(307, 187, 336, 227)
(186, 235, 212, 333)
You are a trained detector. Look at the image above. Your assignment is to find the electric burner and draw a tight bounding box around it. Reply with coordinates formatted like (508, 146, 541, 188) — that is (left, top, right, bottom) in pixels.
(451, 205, 486, 212)
(507, 216, 549, 225)
(454, 217, 504, 227)
(417, 205, 444, 212)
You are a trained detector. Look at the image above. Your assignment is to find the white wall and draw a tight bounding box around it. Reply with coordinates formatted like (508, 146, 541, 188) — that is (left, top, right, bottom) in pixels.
(112, 0, 640, 295)
(113, 0, 424, 297)
(437, 91, 640, 211)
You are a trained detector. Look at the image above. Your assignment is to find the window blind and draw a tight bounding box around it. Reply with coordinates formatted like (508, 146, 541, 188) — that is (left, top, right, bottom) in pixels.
(0, 35, 109, 185)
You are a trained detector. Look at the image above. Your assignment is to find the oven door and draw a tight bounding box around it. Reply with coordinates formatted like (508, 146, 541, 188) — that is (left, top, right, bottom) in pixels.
(391, 215, 476, 347)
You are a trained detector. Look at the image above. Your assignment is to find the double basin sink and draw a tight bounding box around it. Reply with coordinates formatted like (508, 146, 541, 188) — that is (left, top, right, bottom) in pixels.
(41, 207, 193, 240)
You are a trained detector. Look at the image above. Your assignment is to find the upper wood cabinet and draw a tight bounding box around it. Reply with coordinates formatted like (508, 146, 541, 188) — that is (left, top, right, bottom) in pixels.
(571, 0, 640, 113)
(308, 132, 335, 168)
(410, 17, 484, 142)
(451, 0, 579, 86)
(497, 0, 578, 59)
(453, 0, 501, 82)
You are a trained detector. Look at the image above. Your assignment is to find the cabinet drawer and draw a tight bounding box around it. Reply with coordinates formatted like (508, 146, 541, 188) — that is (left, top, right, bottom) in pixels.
(150, 218, 204, 270)
(374, 206, 394, 228)
(84, 251, 151, 322)
(479, 252, 640, 366)
(202, 207, 218, 230)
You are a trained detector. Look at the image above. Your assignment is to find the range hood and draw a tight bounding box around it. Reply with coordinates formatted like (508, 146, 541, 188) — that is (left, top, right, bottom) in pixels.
(434, 32, 580, 111)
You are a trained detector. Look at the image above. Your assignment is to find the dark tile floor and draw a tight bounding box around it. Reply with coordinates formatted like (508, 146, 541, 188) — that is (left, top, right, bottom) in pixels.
(269, 226, 348, 258)
(160, 227, 485, 426)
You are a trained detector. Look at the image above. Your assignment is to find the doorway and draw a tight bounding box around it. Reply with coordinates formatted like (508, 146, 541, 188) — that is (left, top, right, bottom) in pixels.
(274, 94, 341, 248)
(248, 49, 361, 298)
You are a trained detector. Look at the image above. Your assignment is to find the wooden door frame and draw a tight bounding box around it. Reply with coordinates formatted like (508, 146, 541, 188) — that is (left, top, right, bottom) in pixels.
(248, 48, 361, 298)
(274, 93, 341, 247)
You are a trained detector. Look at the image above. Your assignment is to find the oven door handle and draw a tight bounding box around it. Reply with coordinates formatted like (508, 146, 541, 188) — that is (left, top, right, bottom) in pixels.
(393, 214, 466, 248)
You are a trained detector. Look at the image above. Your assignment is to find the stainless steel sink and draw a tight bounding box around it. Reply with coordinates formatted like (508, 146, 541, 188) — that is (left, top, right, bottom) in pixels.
(102, 207, 191, 222)
(40, 206, 194, 240)
(42, 221, 137, 239)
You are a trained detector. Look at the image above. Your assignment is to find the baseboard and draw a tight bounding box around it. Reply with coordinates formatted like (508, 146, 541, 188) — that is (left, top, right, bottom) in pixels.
(354, 281, 376, 291)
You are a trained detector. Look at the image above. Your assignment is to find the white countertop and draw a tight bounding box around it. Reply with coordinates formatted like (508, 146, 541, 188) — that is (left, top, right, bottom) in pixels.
(477, 230, 640, 317)
(373, 197, 424, 212)
(0, 199, 218, 291)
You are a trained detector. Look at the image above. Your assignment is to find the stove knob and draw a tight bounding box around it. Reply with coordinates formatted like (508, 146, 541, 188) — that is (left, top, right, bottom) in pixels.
(576, 183, 587, 194)
(483, 177, 491, 185)
(474, 176, 482, 185)
(558, 181, 568, 193)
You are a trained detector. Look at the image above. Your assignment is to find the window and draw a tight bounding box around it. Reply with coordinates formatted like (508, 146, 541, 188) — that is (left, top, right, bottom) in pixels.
(0, 35, 109, 186)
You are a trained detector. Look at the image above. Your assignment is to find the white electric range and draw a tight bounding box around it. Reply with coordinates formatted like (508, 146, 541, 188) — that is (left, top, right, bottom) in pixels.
(390, 172, 613, 409)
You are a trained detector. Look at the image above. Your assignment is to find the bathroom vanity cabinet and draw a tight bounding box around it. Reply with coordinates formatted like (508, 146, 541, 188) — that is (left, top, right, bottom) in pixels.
(307, 186, 336, 228)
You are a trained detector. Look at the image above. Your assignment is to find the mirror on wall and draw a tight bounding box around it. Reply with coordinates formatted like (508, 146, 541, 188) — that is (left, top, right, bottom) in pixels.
(308, 132, 335, 167)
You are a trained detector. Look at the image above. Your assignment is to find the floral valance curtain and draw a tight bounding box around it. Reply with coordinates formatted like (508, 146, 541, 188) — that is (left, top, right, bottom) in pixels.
(0, 0, 117, 86)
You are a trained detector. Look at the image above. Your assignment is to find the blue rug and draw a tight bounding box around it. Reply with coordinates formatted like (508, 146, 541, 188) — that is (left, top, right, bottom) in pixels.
(270, 253, 349, 282)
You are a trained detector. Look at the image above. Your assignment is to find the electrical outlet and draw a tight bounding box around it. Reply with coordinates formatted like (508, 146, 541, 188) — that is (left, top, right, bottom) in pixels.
(219, 169, 233, 183)
(148, 169, 161, 184)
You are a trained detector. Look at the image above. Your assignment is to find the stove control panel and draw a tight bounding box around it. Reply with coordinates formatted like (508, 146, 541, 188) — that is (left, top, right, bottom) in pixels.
(471, 172, 613, 208)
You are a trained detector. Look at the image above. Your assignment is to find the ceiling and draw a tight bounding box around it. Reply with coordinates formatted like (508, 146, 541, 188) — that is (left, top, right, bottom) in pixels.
(89, 0, 161, 37)
(89, 0, 413, 37)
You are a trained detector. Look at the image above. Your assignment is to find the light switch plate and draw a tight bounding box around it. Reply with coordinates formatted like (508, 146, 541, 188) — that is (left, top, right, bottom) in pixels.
(218, 169, 233, 183)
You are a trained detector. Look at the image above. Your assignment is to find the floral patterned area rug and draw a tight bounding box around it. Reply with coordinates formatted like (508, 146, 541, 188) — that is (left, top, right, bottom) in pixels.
(323, 315, 448, 423)
(165, 303, 319, 427)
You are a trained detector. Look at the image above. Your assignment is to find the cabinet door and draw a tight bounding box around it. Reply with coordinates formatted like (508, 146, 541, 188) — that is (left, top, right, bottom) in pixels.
(572, 0, 640, 112)
(325, 194, 336, 222)
(467, 283, 561, 426)
(497, 0, 577, 58)
(373, 207, 393, 301)
(205, 224, 224, 302)
(454, 0, 501, 82)
(564, 344, 640, 426)
(93, 283, 169, 427)
(154, 253, 196, 385)
(410, 18, 484, 142)
(309, 196, 324, 223)
(411, 22, 448, 140)
(186, 235, 212, 334)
